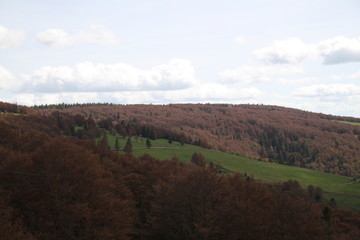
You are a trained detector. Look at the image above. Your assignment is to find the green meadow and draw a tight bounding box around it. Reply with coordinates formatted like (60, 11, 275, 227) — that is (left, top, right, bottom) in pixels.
(336, 120, 360, 126)
(104, 134, 360, 212)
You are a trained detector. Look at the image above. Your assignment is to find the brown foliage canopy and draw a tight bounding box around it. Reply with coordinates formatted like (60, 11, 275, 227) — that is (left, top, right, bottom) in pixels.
(0, 101, 35, 114)
(1, 108, 360, 239)
(37, 103, 360, 177)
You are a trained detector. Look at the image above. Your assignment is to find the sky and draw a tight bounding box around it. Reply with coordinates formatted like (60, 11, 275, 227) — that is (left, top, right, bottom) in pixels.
(0, 0, 360, 117)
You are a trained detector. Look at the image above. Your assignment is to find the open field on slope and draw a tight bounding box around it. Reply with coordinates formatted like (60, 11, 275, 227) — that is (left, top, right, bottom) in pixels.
(105, 134, 360, 212)
(336, 120, 360, 126)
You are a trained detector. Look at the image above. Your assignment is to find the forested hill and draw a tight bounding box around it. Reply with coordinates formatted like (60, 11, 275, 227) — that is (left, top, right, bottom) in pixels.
(34, 103, 360, 177)
(1, 103, 360, 239)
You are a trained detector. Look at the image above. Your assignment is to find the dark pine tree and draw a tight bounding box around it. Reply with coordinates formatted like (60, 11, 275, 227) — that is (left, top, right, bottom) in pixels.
(124, 137, 132, 154)
(146, 138, 152, 149)
(115, 137, 120, 151)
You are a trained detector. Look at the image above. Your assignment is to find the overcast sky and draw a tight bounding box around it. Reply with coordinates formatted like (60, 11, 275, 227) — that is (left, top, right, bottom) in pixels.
(0, 0, 360, 117)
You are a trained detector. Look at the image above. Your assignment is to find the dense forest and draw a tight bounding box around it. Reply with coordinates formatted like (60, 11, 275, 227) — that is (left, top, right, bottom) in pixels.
(33, 102, 360, 178)
(1, 102, 360, 239)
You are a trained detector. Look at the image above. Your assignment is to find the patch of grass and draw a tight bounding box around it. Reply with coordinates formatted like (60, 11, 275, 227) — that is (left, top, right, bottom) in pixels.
(0, 112, 22, 116)
(74, 126, 84, 132)
(105, 134, 187, 150)
(336, 120, 360, 126)
(105, 134, 360, 212)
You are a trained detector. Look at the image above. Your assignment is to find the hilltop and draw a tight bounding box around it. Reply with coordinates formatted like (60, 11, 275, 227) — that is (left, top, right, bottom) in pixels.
(35, 103, 360, 177)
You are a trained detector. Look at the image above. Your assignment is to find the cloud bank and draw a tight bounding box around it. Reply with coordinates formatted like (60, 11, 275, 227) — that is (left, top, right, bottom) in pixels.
(254, 36, 360, 65)
(0, 59, 261, 105)
(21, 59, 196, 92)
(10, 85, 261, 106)
(317, 36, 360, 64)
(0, 65, 17, 90)
(36, 25, 119, 47)
(2, 59, 262, 106)
(255, 38, 312, 64)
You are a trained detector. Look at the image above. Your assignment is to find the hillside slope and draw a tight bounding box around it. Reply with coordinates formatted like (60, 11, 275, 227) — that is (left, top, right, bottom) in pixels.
(1, 112, 360, 239)
(37, 103, 360, 177)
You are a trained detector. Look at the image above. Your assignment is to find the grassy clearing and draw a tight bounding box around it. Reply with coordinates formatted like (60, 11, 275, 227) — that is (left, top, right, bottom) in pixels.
(74, 126, 85, 132)
(104, 134, 360, 212)
(336, 120, 360, 126)
(0, 112, 22, 116)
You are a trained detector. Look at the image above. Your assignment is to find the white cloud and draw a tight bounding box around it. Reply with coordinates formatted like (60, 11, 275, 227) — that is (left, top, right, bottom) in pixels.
(0, 25, 25, 49)
(102, 84, 261, 104)
(161, 83, 261, 102)
(254, 36, 360, 65)
(36, 24, 119, 47)
(254, 38, 313, 64)
(11, 92, 100, 106)
(36, 29, 72, 47)
(317, 36, 360, 64)
(20, 59, 196, 92)
(234, 36, 247, 45)
(11, 84, 261, 106)
(293, 84, 360, 97)
(0, 65, 17, 91)
(219, 64, 303, 84)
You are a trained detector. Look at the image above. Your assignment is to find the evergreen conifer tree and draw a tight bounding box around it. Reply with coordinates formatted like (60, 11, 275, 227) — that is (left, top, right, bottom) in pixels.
(146, 138, 152, 149)
(115, 137, 120, 151)
(124, 137, 132, 154)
